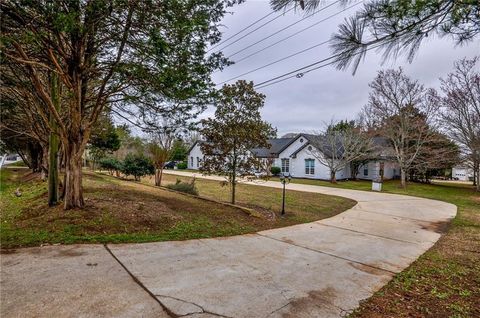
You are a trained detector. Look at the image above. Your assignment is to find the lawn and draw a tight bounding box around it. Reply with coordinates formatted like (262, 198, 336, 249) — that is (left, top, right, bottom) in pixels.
(0, 168, 355, 249)
(145, 173, 357, 223)
(272, 177, 479, 318)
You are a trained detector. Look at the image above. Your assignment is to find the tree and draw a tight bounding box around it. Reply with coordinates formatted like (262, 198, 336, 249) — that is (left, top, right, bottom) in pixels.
(200, 80, 276, 204)
(148, 132, 174, 187)
(1, 0, 232, 209)
(440, 57, 480, 190)
(363, 68, 439, 188)
(171, 140, 188, 162)
(270, 1, 479, 73)
(308, 120, 374, 183)
(121, 153, 154, 182)
(99, 157, 123, 176)
(88, 115, 121, 171)
(409, 132, 460, 182)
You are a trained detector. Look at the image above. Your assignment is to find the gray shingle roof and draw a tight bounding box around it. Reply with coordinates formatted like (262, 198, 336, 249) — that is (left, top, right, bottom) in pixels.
(250, 137, 295, 158)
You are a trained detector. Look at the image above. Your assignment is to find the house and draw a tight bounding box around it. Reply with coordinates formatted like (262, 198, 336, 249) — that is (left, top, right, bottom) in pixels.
(187, 133, 400, 181)
(452, 165, 474, 181)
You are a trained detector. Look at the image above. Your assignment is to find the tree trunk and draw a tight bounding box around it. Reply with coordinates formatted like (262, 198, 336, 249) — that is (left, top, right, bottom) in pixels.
(330, 170, 337, 183)
(231, 172, 236, 204)
(154, 168, 162, 186)
(63, 145, 85, 209)
(350, 162, 359, 181)
(48, 133, 59, 206)
(48, 72, 60, 206)
(400, 168, 407, 189)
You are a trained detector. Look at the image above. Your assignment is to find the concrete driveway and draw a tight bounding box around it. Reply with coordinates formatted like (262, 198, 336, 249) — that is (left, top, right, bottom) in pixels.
(1, 171, 456, 318)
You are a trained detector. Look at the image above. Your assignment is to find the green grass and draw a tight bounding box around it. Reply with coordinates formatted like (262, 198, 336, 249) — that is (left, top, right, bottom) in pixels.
(146, 173, 356, 224)
(160, 173, 479, 317)
(285, 179, 480, 318)
(0, 168, 355, 248)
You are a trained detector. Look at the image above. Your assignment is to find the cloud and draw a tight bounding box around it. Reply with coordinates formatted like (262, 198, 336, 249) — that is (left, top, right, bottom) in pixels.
(211, 1, 480, 136)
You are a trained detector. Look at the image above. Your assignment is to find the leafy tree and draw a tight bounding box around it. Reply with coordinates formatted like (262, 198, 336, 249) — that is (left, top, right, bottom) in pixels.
(270, 1, 479, 73)
(88, 115, 121, 170)
(363, 68, 439, 188)
(1, 0, 232, 209)
(200, 80, 276, 204)
(440, 57, 480, 190)
(121, 153, 154, 181)
(409, 132, 460, 182)
(171, 140, 188, 162)
(99, 157, 123, 176)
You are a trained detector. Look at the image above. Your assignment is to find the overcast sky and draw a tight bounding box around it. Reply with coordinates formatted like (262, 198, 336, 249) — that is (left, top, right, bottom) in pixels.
(207, 0, 479, 137)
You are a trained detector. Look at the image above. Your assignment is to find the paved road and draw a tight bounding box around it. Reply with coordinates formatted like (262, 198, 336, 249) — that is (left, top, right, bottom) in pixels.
(1, 171, 456, 318)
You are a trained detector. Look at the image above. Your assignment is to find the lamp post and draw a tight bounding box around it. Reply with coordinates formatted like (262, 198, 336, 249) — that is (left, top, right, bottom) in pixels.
(280, 172, 291, 216)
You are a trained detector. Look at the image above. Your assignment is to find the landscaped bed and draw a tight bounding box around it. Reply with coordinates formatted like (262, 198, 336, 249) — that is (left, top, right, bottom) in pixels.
(0, 168, 355, 249)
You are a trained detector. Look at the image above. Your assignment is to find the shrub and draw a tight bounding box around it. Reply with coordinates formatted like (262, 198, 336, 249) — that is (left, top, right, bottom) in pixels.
(270, 166, 281, 176)
(99, 157, 123, 175)
(177, 161, 188, 169)
(121, 153, 154, 181)
(167, 178, 198, 195)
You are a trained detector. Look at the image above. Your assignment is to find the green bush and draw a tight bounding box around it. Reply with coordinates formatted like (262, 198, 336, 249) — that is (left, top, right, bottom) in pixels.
(270, 166, 281, 176)
(177, 161, 188, 169)
(121, 153, 154, 181)
(99, 157, 123, 175)
(167, 178, 198, 195)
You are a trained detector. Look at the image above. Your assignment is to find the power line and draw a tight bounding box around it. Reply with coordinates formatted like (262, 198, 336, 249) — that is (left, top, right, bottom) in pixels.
(254, 42, 388, 89)
(207, 10, 277, 53)
(227, 0, 342, 60)
(211, 6, 296, 54)
(230, 1, 363, 65)
(217, 38, 331, 86)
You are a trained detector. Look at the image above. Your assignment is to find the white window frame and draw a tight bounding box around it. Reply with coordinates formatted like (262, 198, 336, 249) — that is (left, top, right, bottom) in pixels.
(305, 159, 315, 175)
(281, 158, 290, 173)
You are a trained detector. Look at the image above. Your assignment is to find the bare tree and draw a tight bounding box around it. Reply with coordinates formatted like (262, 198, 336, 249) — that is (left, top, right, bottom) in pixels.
(363, 68, 439, 188)
(440, 57, 480, 190)
(308, 120, 374, 183)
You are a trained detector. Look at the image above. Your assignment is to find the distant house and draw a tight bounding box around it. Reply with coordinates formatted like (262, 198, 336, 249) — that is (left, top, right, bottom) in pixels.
(452, 165, 474, 181)
(187, 133, 400, 181)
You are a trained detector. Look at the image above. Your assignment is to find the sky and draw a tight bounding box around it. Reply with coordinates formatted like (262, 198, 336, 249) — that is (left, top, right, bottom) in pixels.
(208, 0, 479, 137)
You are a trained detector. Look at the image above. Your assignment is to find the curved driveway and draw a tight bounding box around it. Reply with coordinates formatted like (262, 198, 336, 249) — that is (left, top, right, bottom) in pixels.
(1, 171, 456, 318)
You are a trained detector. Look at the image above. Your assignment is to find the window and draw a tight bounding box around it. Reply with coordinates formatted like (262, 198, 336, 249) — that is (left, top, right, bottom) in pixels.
(281, 158, 290, 173)
(305, 159, 315, 175)
(363, 167, 368, 176)
(191, 157, 194, 167)
(299, 138, 304, 143)
(196, 157, 200, 167)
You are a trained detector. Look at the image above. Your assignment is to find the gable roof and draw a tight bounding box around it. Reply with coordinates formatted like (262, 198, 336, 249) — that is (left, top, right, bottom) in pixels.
(250, 138, 294, 158)
(187, 140, 205, 154)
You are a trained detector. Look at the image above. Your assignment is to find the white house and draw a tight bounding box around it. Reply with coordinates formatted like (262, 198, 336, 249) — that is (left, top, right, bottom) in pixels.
(452, 165, 474, 181)
(187, 133, 400, 181)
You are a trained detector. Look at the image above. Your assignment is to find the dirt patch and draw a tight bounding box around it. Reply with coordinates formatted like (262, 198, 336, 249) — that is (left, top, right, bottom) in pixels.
(421, 220, 450, 234)
(282, 287, 338, 317)
(55, 248, 86, 257)
(349, 262, 389, 276)
(0, 249, 17, 254)
(21, 172, 42, 183)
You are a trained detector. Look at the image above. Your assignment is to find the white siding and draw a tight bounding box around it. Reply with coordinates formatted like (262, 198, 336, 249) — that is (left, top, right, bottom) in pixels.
(188, 143, 204, 170)
(357, 161, 400, 180)
(452, 167, 473, 181)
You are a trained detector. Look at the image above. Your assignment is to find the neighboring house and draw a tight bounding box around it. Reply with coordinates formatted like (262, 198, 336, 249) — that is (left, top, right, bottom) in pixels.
(187, 141, 205, 170)
(452, 165, 474, 181)
(187, 133, 401, 181)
